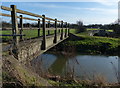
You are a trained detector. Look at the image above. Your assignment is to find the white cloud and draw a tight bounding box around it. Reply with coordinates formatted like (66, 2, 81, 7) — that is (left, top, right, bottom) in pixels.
(24, 3, 117, 14)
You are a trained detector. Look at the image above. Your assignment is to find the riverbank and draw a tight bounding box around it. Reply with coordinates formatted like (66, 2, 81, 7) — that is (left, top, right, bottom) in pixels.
(2, 33, 120, 87)
(52, 33, 120, 56)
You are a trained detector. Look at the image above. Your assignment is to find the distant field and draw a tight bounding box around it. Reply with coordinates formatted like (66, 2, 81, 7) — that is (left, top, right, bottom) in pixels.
(0, 28, 76, 42)
(87, 28, 114, 32)
(87, 28, 100, 31)
(106, 30, 113, 32)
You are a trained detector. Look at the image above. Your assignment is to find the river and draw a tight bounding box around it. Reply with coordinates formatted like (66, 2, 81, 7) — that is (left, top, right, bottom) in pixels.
(31, 52, 120, 83)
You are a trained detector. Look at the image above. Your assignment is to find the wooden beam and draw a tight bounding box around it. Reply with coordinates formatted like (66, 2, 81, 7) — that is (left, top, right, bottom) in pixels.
(20, 15, 23, 40)
(60, 21, 63, 40)
(11, 5, 19, 45)
(54, 19, 57, 43)
(11, 5, 19, 59)
(1, 6, 12, 11)
(38, 19, 40, 37)
(41, 15, 46, 50)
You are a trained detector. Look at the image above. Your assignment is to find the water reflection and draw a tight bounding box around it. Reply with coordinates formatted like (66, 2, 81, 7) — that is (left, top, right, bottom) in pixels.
(31, 53, 119, 83)
(118, 56, 120, 83)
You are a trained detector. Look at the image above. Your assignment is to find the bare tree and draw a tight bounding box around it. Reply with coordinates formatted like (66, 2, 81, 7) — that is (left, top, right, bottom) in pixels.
(76, 20, 86, 33)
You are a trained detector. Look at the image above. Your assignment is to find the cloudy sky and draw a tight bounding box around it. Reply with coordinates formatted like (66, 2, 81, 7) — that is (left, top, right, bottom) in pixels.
(1, 0, 119, 25)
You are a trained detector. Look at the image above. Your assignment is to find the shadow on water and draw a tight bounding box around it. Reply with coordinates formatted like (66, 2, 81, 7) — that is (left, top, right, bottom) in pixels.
(31, 52, 120, 84)
(48, 55, 68, 76)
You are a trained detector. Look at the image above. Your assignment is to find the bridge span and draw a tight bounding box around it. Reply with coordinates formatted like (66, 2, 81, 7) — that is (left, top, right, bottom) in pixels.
(1, 5, 70, 63)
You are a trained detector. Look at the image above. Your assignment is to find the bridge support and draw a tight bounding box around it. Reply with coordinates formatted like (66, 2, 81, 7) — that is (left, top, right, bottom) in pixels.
(20, 15, 23, 40)
(11, 5, 19, 59)
(65, 22, 67, 37)
(60, 21, 63, 40)
(54, 19, 57, 43)
(41, 15, 46, 50)
(48, 21, 50, 35)
(68, 23, 70, 36)
(38, 19, 40, 37)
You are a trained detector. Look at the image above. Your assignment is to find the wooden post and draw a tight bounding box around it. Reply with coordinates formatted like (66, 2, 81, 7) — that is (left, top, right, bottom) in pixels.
(68, 23, 70, 36)
(11, 5, 19, 45)
(54, 19, 57, 43)
(60, 21, 63, 40)
(48, 21, 50, 35)
(41, 15, 46, 50)
(59, 23, 60, 33)
(11, 5, 19, 59)
(65, 22, 67, 37)
(38, 19, 40, 37)
(20, 15, 23, 40)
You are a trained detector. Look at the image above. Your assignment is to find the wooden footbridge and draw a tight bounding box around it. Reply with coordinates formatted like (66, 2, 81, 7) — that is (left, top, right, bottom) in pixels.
(1, 5, 70, 63)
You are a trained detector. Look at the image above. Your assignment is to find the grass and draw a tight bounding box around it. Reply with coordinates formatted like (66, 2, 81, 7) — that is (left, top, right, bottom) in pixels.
(106, 30, 113, 32)
(87, 28, 100, 31)
(63, 33, 120, 55)
(87, 28, 114, 32)
(1, 28, 76, 42)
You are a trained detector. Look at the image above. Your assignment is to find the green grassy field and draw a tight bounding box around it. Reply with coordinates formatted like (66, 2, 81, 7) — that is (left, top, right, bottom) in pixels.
(87, 28, 100, 31)
(1, 28, 76, 42)
(63, 33, 120, 55)
(87, 28, 114, 32)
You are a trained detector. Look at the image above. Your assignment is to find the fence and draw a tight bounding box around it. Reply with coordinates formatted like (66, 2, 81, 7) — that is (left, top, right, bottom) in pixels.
(0, 5, 70, 50)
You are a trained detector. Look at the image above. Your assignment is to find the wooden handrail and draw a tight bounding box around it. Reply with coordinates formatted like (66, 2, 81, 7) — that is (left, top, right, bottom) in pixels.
(16, 9, 43, 18)
(1, 6, 12, 11)
(1, 5, 66, 23)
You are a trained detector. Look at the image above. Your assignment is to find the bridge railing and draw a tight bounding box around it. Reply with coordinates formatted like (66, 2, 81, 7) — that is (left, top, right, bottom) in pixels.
(0, 5, 70, 50)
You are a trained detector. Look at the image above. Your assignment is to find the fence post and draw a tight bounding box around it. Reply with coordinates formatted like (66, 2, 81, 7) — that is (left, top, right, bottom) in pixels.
(48, 21, 50, 35)
(68, 23, 70, 36)
(38, 19, 40, 37)
(60, 21, 63, 40)
(54, 19, 57, 43)
(20, 15, 23, 40)
(65, 22, 67, 37)
(59, 23, 60, 33)
(11, 5, 19, 44)
(11, 5, 19, 59)
(41, 15, 46, 50)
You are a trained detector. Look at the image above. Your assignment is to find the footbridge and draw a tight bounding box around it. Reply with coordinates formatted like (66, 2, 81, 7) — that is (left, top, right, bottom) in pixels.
(1, 5, 70, 63)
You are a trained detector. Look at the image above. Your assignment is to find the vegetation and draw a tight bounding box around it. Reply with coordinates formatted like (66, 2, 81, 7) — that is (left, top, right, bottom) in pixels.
(61, 33, 120, 55)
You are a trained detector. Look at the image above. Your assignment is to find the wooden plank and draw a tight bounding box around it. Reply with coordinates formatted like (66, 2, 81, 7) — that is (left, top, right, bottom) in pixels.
(0, 13, 11, 17)
(16, 9, 43, 18)
(0, 13, 39, 21)
(45, 17, 55, 21)
(22, 17, 38, 21)
(57, 20, 62, 22)
(1, 6, 12, 11)
(1, 6, 68, 24)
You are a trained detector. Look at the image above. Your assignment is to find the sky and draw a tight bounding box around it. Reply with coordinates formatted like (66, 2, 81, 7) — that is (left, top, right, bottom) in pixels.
(1, 1, 119, 25)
